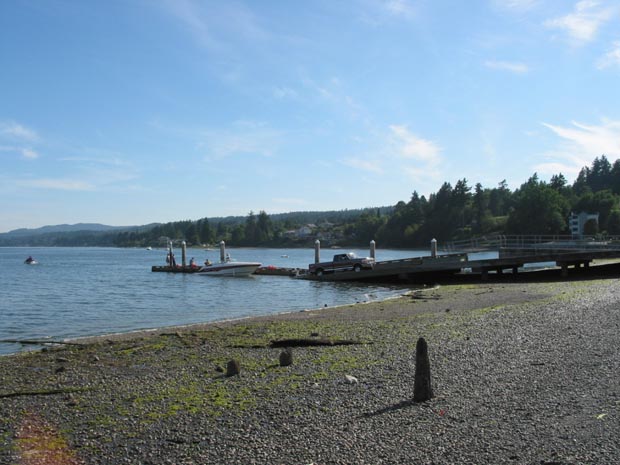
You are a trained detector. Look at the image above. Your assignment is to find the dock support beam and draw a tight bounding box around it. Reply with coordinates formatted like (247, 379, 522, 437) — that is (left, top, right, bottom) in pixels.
(220, 241, 226, 263)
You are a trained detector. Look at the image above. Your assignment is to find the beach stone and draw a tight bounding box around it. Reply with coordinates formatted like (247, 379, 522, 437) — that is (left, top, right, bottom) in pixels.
(226, 359, 240, 377)
(413, 337, 433, 402)
(279, 348, 293, 367)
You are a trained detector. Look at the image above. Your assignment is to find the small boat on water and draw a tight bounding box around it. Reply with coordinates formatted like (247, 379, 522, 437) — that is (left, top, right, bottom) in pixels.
(197, 258, 261, 277)
(24, 256, 38, 265)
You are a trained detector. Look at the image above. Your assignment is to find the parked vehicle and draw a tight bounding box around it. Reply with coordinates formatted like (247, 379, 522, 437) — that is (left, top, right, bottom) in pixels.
(309, 252, 374, 276)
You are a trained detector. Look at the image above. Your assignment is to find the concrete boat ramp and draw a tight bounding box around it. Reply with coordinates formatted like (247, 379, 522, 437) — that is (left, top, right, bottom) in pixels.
(302, 236, 620, 282)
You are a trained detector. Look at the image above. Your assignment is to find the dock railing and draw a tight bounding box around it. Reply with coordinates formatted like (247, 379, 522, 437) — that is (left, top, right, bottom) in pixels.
(443, 235, 620, 257)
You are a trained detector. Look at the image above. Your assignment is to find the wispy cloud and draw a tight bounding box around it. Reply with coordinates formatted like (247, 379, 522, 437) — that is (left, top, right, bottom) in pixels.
(200, 121, 283, 159)
(272, 86, 299, 100)
(383, 0, 416, 18)
(544, 1, 614, 44)
(597, 40, 620, 69)
(272, 197, 309, 207)
(17, 179, 96, 191)
(0, 146, 39, 159)
(484, 60, 529, 74)
(492, 0, 539, 12)
(536, 119, 620, 176)
(161, 0, 269, 52)
(0, 121, 39, 141)
(342, 157, 383, 174)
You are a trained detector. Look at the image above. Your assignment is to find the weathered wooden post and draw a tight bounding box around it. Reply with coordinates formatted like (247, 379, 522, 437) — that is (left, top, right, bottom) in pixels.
(413, 337, 433, 402)
(279, 348, 293, 367)
(370, 240, 376, 260)
(220, 241, 226, 263)
(431, 238, 437, 258)
(314, 240, 321, 264)
(226, 359, 240, 377)
(181, 241, 187, 267)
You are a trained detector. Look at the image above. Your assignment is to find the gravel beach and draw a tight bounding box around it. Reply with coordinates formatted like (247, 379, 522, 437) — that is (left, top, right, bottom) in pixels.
(1, 270, 619, 464)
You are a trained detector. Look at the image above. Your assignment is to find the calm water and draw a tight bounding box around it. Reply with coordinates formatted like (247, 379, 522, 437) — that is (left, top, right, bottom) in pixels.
(1, 247, 430, 355)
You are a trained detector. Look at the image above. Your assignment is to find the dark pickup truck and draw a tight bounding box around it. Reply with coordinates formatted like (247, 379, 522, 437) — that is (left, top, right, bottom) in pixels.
(309, 252, 375, 276)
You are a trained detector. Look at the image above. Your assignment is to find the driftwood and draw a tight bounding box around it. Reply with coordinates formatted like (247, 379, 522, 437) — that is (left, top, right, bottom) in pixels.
(0, 339, 82, 346)
(269, 338, 367, 348)
(0, 387, 92, 399)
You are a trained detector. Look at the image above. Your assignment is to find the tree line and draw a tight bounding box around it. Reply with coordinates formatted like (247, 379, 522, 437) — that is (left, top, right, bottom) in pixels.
(3, 156, 619, 248)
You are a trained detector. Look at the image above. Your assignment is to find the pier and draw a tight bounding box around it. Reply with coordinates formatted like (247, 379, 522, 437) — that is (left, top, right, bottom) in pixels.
(151, 235, 620, 282)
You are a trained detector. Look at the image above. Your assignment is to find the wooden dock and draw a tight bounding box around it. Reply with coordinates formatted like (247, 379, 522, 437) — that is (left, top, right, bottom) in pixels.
(151, 265, 304, 276)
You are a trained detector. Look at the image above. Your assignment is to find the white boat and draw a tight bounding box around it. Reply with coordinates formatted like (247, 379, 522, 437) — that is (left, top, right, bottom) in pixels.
(197, 260, 261, 277)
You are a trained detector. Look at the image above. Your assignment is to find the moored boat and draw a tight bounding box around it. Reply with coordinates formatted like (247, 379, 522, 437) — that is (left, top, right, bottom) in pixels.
(197, 259, 261, 277)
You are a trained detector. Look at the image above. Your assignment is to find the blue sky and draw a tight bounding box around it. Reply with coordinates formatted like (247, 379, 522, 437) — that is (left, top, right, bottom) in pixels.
(2, 0, 620, 232)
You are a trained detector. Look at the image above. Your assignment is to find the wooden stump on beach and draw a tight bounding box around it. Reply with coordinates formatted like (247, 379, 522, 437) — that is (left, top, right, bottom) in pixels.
(413, 337, 433, 402)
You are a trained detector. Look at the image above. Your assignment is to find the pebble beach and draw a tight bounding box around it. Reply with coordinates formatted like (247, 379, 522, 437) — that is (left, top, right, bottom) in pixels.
(1, 269, 619, 464)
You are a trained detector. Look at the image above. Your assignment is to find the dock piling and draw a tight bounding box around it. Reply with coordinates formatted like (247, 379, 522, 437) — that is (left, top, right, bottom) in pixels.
(314, 240, 320, 264)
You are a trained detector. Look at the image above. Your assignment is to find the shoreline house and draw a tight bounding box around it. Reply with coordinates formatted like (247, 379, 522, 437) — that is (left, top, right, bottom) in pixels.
(569, 211, 599, 238)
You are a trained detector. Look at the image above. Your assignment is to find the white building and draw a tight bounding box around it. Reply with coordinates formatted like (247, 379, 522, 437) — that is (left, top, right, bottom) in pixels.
(569, 212, 599, 237)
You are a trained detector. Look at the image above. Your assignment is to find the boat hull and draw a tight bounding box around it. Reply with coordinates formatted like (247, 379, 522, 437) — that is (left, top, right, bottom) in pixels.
(197, 262, 261, 277)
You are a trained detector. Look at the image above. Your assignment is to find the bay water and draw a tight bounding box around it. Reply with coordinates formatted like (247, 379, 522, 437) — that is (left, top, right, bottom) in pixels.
(1, 247, 428, 355)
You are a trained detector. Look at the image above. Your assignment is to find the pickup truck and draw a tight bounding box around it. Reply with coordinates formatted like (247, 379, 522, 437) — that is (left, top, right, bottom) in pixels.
(309, 252, 375, 276)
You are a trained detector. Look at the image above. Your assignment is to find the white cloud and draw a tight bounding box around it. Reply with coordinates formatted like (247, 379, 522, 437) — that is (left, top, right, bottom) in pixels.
(0, 121, 39, 141)
(536, 119, 620, 176)
(544, 1, 614, 44)
(484, 60, 529, 74)
(17, 179, 96, 191)
(389, 125, 442, 163)
(597, 41, 620, 69)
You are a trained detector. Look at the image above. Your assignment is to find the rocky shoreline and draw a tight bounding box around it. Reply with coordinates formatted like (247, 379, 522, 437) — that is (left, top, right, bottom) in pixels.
(1, 274, 619, 464)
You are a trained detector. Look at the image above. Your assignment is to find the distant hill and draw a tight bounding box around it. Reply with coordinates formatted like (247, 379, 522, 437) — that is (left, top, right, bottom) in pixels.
(5, 223, 132, 237)
(0, 223, 161, 247)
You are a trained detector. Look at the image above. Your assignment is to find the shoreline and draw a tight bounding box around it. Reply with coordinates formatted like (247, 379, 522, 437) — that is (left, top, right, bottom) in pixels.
(1, 275, 619, 464)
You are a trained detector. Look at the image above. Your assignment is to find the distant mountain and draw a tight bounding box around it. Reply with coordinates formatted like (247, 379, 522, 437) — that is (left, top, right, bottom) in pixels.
(5, 223, 132, 237)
